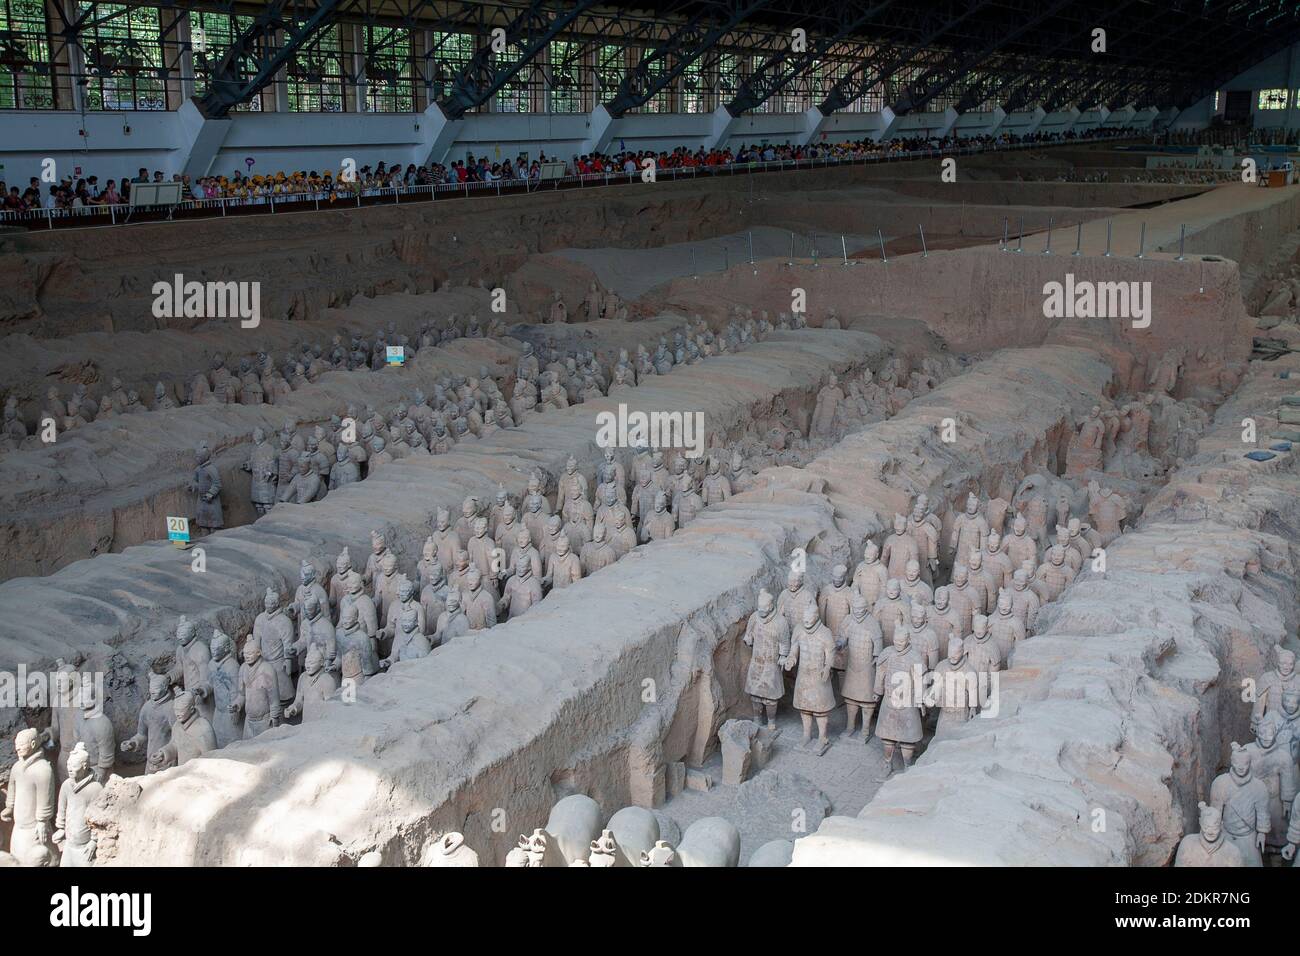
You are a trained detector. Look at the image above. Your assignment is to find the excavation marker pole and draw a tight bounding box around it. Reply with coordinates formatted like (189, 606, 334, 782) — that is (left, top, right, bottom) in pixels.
(1073, 221, 1082, 256)
(878, 229, 888, 263)
(1044, 217, 1053, 255)
(1176, 224, 1187, 260)
(1001, 217, 1009, 251)
(919, 224, 928, 257)
(1137, 222, 1146, 258)
(1104, 220, 1113, 257)
(842, 234, 849, 265)
(1015, 218, 1024, 253)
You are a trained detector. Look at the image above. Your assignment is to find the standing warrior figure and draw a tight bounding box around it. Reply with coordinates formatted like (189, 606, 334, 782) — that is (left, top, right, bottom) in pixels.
(191, 442, 224, 534)
(242, 426, 278, 515)
(1252, 647, 1300, 734)
(882, 513, 920, 582)
(3, 728, 55, 865)
(948, 493, 988, 568)
(149, 690, 218, 771)
(742, 589, 791, 731)
(874, 627, 926, 773)
(53, 742, 103, 867)
(167, 615, 214, 723)
(120, 672, 175, 773)
(209, 630, 243, 749)
(853, 539, 888, 607)
(783, 604, 836, 754)
(838, 592, 883, 741)
(1175, 802, 1245, 867)
(234, 636, 284, 739)
(907, 494, 941, 584)
(932, 637, 978, 734)
(1208, 743, 1271, 867)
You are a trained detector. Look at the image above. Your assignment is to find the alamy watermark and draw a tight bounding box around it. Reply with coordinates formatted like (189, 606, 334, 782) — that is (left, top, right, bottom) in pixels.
(1042, 273, 1150, 329)
(151, 273, 261, 328)
(0, 666, 104, 710)
(595, 403, 705, 458)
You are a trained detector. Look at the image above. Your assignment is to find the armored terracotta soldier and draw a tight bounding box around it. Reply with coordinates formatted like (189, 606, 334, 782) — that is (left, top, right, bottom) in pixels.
(1066, 406, 1105, 476)
(818, 564, 854, 667)
(1087, 481, 1127, 546)
(235, 636, 284, 739)
(964, 613, 1003, 679)
(677, 477, 705, 528)
(1245, 714, 1298, 849)
(982, 531, 1014, 590)
(1007, 568, 1041, 632)
(608, 506, 638, 558)
(191, 442, 224, 533)
(1251, 647, 1300, 734)
(784, 603, 837, 754)
(209, 631, 242, 748)
(253, 588, 296, 704)
(341, 574, 380, 643)
(964, 549, 997, 614)
(460, 566, 498, 630)
(545, 534, 583, 591)
(641, 491, 676, 542)
(292, 594, 337, 677)
(838, 592, 883, 741)
(988, 590, 1026, 663)
(499, 553, 544, 620)
(563, 484, 596, 548)
(1277, 689, 1300, 763)
(330, 444, 360, 489)
(382, 577, 427, 645)
(1005, 515, 1037, 573)
(364, 529, 392, 586)
(383, 609, 432, 668)
(44, 653, 86, 783)
(71, 684, 115, 784)
(1209, 744, 1271, 866)
(435, 588, 471, 644)
(287, 454, 325, 503)
(872, 578, 910, 644)
(907, 494, 941, 584)
(120, 672, 174, 772)
(373, 551, 404, 624)
(327, 548, 358, 609)
(581, 522, 619, 575)
(777, 568, 817, 634)
(334, 603, 378, 677)
(874, 627, 925, 772)
(932, 637, 978, 734)
(53, 742, 102, 867)
(949, 493, 988, 566)
(743, 589, 791, 731)
(167, 615, 214, 723)
(1052, 526, 1083, 575)
(810, 372, 843, 437)
(149, 690, 217, 770)
(853, 539, 888, 607)
(881, 513, 920, 582)
(430, 509, 461, 574)
(702, 457, 732, 506)
(1175, 802, 1245, 867)
(4, 728, 55, 864)
(1031, 545, 1075, 603)
(906, 603, 940, 672)
(900, 558, 933, 607)
(927, 586, 963, 649)
(242, 426, 278, 515)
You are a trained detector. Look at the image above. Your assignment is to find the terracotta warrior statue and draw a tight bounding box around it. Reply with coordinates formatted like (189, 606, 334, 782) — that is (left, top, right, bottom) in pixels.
(949, 494, 988, 569)
(209, 630, 242, 749)
(234, 635, 284, 739)
(784, 603, 837, 754)
(1174, 802, 1245, 867)
(149, 690, 218, 771)
(167, 615, 214, 723)
(1252, 647, 1300, 734)
(882, 513, 921, 582)
(3, 728, 55, 864)
(874, 625, 925, 773)
(53, 742, 102, 867)
(932, 637, 979, 734)
(742, 589, 791, 731)
(500, 552, 544, 619)
(853, 539, 888, 607)
(191, 442, 224, 534)
(838, 591, 883, 741)
(243, 426, 278, 515)
(1208, 743, 1271, 866)
(287, 644, 339, 720)
(120, 672, 175, 772)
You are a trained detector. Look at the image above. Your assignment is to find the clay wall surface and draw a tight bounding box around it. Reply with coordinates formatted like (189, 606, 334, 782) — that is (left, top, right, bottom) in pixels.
(792, 350, 1300, 866)
(88, 344, 1112, 865)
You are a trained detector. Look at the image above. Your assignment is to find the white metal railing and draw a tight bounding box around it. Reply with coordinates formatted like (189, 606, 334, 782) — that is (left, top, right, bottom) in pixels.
(0, 133, 1142, 230)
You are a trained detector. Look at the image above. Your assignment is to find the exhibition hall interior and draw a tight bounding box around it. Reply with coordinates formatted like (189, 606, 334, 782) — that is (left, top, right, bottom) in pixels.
(3, 0, 1300, 882)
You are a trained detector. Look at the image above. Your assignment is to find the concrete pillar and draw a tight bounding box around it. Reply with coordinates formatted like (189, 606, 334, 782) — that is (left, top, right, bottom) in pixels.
(177, 99, 233, 179)
(875, 106, 899, 142)
(418, 102, 465, 165)
(703, 104, 737, 150)
(584, 103, 616, 153)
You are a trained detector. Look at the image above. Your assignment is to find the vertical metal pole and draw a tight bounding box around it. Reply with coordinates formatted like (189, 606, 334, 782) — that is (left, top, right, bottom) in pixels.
(842, 234, 849, 265)
(1137, 222, 1145, 258)
(1176, 224, 1186, 260)
(691, 246, 698, 278)
(1015, 218, 1023, 253)
(1073, 221, 1081, 256)
(1104, 220, 1112, 257)
(724, 245, 730, 271)
(788, 231, 795, 266)
(748, 230, 754, 265)
(1044, 217, 1053, 255)
(1001, 217, 1009, 251)
(878, 229, 888, 263)
(919, 224, 928, 257)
